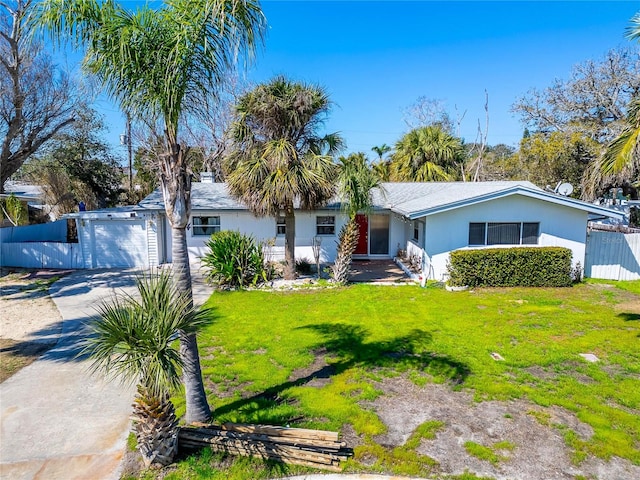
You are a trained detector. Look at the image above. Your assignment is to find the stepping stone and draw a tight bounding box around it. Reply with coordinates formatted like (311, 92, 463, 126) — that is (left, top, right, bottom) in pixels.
(579, 353, 599, 363)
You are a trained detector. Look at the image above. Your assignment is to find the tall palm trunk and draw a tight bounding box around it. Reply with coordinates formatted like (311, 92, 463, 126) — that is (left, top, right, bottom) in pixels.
(284, 204, 296, 280)
(160, 141, 211, 424)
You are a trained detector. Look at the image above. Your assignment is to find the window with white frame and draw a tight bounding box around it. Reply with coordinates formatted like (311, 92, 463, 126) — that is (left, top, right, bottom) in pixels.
(316, 215, 335, 235)
(276, 215, 286, 236)
(192, 216, 220, 236)
(468, 222, 539, 245)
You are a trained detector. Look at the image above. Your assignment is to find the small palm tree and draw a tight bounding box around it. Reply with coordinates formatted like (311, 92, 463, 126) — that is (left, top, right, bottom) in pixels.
(391, 125, 463, 181)
(331, 153, 382, 284)
(82, 272, 212, 467)
(225, 76, 342, 280)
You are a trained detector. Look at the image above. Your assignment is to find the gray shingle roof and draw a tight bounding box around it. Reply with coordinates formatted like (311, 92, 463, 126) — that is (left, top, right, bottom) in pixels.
(372, 181, 540, 215)
(137, 182, 343, 211)
(137, 180, 621, 220)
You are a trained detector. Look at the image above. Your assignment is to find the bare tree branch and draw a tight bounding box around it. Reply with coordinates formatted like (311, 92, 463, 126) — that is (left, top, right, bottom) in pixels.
(512, 48, 640, 143)
(0, 0, 77, 191)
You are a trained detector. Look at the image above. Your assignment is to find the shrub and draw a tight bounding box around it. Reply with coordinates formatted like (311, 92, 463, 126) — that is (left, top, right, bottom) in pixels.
(447, 247, 572, 287)
(201, 231, 266, 288)
(295, 257, 313, 275)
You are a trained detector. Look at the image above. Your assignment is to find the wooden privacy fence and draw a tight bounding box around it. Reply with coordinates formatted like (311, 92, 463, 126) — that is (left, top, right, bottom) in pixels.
(585, 230, 640, 281)
(179, 423, 352, 471)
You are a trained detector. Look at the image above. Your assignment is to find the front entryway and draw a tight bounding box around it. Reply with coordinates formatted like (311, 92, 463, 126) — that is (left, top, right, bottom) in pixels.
(355, 214, 368, 255)
(349, 259, 411, 283)
(354, 214, 390, 256)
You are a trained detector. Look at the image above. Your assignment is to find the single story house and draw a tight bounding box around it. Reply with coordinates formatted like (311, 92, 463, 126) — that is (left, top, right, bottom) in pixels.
(64, 179, 622, 281)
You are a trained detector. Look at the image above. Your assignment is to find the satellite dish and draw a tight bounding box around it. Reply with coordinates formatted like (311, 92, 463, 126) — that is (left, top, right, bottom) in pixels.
(556, 182, 574, 196)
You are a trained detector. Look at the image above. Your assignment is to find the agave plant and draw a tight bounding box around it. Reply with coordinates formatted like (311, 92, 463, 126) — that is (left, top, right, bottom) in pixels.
(82, 271, 212, 467)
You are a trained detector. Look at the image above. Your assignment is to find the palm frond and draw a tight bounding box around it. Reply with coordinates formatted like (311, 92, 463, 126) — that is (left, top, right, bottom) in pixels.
(34, 0, 266, 135)
(601, 96, 640, 176)
(626, 12, 640, 41)
(337, 152, 382, 218)
(225, 76, 342, 215)
(82, 270, 213, 397)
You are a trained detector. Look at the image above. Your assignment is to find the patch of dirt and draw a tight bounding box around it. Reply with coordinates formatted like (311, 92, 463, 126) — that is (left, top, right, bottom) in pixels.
(0, 269, 70, 382)
(0, 269, 67, 344)
(363, 376, 640, 480)
(288, 348, 335, 388)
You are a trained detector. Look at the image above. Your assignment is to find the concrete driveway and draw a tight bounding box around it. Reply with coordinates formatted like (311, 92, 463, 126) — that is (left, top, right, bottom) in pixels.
(0, 270, 140, 479)
(0, 268, 213, 480)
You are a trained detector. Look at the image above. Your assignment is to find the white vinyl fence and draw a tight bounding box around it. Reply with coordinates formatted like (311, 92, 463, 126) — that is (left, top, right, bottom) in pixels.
(1, 242, 82, 269)
(585, 230, 640, 281)
(0, 220, 81, 269)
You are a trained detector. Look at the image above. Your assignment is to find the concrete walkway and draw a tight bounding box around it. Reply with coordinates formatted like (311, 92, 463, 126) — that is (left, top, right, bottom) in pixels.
(0, 267, 215, 480)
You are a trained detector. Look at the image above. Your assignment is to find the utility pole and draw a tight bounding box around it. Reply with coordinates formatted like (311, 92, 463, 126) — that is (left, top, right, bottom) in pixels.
(120, 113, 133, 194)
(126, 113, 133, 192)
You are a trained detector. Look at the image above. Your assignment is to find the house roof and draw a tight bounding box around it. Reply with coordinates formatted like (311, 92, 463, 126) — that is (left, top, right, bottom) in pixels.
(137, 182, 342, 211)
(136, 181, 623, 221)
(373, 181, 624, 221)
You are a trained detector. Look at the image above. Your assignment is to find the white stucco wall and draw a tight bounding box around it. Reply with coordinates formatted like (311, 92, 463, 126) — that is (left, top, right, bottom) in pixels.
(423, 195, 589, 281)
(160, 209, 348, 264)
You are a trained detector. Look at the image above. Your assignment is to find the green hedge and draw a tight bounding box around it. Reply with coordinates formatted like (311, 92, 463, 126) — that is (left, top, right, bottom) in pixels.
(447, 247, 573, 287)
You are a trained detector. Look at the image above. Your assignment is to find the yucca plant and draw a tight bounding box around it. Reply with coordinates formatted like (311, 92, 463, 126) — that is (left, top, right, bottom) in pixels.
(82, 271, 212, 467)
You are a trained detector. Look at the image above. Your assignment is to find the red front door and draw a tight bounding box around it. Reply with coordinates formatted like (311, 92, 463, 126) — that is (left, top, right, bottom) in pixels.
(355, 214, 368, 255)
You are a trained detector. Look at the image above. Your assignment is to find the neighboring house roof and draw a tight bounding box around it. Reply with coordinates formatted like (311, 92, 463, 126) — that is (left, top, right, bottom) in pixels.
(1, 181, 44, 202)
(136, 181, 623, 221)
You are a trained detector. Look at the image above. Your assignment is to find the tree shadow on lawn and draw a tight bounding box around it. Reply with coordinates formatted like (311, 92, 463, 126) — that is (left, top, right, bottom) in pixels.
(212, 323, 469, 423)
(617, 312, 640, 321)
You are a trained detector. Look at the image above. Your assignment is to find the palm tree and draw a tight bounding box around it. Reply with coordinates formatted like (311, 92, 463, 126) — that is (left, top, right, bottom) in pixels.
(225, 76, 343, 280)
(390, 125, 463, 181)
(372, 159, 392, 182)
(600, 96, 639, 176)
(371, 143, 391, 161)
(331, 152, 382, 284)
(35, 0, 265, 424)
(82, 272, 212, 467)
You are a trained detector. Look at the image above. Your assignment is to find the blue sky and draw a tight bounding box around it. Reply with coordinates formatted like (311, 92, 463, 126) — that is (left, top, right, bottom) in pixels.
(91, 1, 639, 158)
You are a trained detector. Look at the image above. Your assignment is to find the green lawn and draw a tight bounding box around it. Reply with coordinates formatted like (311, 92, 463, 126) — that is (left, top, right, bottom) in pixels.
(163, 280, 640, 479)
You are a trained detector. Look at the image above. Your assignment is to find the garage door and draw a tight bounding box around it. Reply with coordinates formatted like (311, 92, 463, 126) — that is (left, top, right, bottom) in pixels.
(92, 220, 149, 268)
